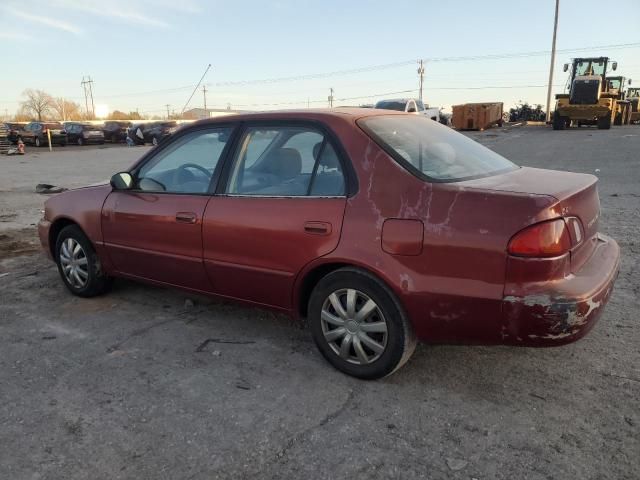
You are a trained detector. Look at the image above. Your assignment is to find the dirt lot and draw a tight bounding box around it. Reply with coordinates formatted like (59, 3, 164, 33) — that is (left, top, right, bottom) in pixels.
(1, 127, 638, 480)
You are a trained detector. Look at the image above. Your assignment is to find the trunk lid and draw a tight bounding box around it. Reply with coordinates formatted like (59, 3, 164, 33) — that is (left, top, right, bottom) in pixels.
(461, 166, 600, 271)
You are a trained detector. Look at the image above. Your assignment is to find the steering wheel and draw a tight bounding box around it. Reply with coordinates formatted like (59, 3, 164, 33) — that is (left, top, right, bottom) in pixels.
(172, 163, 212, 186)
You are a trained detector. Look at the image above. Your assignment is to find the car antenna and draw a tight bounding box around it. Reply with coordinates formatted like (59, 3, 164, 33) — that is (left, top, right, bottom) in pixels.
(180, 64, 212, 116)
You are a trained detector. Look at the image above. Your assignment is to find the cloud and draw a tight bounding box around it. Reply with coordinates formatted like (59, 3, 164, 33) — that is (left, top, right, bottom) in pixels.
(52, 0, 171, 28)
(7, 7, 82, 34)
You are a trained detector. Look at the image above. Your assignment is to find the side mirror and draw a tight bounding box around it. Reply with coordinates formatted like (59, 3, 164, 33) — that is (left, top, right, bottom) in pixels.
(563, 63, 569, 72)
(110, 172, 134, 190)
(612, 61, 618, 71)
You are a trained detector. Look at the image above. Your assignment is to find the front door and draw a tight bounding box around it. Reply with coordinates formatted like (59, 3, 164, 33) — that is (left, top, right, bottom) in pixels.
(102, 126, 234, 292)
(202, 123, 349, 309)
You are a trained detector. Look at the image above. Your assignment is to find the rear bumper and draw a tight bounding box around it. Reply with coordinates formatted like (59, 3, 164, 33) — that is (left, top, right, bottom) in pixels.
(42, 135, 68, 144)
(501, 234, 620, 346)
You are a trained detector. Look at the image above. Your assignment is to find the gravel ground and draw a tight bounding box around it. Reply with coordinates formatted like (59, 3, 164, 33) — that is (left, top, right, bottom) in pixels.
(0, 126, 638, 480)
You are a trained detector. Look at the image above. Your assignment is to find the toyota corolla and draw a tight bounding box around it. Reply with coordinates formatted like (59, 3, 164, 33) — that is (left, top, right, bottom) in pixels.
(38, 109, 620, 379)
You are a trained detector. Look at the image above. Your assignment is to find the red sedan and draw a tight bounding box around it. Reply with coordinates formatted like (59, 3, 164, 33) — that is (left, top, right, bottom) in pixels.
(38, 109, 620, 379)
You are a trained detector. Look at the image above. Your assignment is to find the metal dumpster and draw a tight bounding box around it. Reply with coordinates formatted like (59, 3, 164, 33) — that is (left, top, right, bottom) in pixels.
(451, 102, 504, 130)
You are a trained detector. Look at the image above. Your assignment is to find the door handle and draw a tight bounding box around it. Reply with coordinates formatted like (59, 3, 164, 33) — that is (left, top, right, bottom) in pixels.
(176, 212, 197, 224)
(304, 221, 332, 235)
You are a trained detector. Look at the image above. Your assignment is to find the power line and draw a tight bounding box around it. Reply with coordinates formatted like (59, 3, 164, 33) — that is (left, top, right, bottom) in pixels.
(214, 42, 640, 87)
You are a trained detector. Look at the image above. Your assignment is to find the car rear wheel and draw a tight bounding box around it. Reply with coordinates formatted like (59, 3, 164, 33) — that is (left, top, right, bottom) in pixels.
(152, 136, 159, 146)
(308, 267, 416, 379)
(35, 136, 41, 147)
(77, 136, 84, 146)
(55, 225, 112, 297)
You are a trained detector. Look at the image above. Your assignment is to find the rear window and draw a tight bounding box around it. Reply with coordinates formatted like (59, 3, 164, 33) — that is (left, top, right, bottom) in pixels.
(374, 101, 406, 111)
(359, 115, 517, 182)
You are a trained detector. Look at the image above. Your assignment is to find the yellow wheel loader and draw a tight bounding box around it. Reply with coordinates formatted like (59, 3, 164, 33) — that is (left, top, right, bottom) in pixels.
(553, 57, 620, 130)
(628, 87, 640, 124)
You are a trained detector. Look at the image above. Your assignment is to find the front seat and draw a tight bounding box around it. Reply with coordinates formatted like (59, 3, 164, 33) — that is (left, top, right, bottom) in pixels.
(257, 148, 306, 195)
(267, 147, 302, 180)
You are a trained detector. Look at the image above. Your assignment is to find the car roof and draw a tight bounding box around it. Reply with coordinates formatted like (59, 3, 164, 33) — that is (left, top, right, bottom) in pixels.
(192, 108, 406, 127)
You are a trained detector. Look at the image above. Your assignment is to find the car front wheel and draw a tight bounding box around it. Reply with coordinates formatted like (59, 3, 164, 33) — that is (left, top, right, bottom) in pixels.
(55, 225, 112, 297)
(308, 268, 417, 379)
(35, 136, 41, 147)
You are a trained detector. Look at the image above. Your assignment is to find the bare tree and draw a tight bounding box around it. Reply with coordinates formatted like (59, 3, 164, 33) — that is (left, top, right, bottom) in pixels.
(51, 97, 83, 121)
(20, 89, 54, 121)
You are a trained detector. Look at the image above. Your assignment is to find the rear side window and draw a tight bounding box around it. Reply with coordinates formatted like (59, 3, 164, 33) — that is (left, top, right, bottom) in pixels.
(359, 115, 517, 182)
(226, 125, 346, 197)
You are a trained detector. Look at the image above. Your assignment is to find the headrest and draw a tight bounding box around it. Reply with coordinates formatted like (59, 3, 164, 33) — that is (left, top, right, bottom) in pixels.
(267, 148, 302, 179)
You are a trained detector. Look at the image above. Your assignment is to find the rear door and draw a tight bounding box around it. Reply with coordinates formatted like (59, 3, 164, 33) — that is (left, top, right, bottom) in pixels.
(101, 126, 235, 291)
(202, 122, 349, 309)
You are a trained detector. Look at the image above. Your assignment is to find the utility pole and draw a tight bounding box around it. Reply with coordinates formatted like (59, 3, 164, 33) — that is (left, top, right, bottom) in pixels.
(545, 0, 560, 123)
(166, 104, 171, 119)
(81, 76, 95, 118)
(417, 59, 425, 102)
(202, 85, 208, 112)
(328, 87, 334, 108)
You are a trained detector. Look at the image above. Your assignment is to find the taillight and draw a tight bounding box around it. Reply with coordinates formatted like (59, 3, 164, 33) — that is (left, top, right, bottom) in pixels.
(508, 219, 571, 257)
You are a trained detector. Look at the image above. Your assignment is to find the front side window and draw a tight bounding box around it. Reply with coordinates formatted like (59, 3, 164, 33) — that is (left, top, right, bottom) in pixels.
(226, 125, 345, 196)
(360, 115, 517, 182)
(136, 127, 232, 194)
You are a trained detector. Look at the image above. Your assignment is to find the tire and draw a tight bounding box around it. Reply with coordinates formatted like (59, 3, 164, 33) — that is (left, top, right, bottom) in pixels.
(308, 267, 417, 379)
(35, 136, 42, 147)
(614, 112, 623, 126)
(597, 113, 612, 130)
(152, 136, 159, 146)
(552, 111, 565, 130)
(59, 142, 66, 147)
(55, 225, 112, 298)
(77, 136, 84, 146)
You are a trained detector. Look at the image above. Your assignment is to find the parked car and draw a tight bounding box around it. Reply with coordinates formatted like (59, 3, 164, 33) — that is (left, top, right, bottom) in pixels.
(20, 121, 67, 147)
(375, 98, 440, 122)
(37, 109, 620, 379)
(63, 122, 105, 146)
(103, 120, 131, 143)
(128, 121, 178, 145)
(3, 122, 27, 144)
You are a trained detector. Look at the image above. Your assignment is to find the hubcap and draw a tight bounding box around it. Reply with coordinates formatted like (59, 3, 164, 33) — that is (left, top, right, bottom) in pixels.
(321, 288, 388, 365)
(59, 238, 89, 289)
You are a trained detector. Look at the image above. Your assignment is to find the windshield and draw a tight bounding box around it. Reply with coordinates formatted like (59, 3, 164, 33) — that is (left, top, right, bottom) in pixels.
(608, 78, 622, 90)
(375, 101, 407, 111)
(575, 59, 606, 76)
(359, 115, 517, 182)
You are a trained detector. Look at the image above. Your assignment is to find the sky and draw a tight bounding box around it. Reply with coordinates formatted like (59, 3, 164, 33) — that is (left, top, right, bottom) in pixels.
(1, 0, 639, 118)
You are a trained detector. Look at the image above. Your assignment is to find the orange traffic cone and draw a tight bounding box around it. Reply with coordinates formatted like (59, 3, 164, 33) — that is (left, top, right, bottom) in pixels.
(17, 139, 25, 155)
